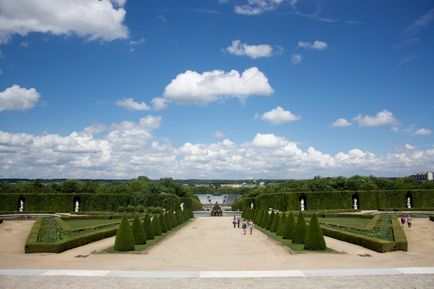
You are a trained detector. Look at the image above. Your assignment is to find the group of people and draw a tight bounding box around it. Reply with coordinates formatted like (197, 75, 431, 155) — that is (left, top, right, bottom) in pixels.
(400, 214, 412, 228)
(232, 216, 254, 235)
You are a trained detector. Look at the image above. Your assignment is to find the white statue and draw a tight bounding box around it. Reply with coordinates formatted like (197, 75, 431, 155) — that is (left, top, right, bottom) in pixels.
(180, 202, 184, 211)
(75, 200, 79, 212)
(250, 202, 254, 209)
(353, 198, 358, 210)
(19, 200, 24, 212)
(407, 197, 411, 209)
(300, 199, 305, 211)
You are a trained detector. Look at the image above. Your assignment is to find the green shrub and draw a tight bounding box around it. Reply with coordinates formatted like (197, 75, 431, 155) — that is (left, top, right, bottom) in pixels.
(293, 212, 306, 244)
(159, 214, 167, 233)
(365, 215, 381, 230)
(266, 211, 275, 230)
(260, 210, 269, 228)
(164, 212, 173, 230)
(283, 212, 295, 240)
(131, 215, 146, 245)
(271, 212, 280, 233)
(391, 218, 407, 251)
(117, 206, 125, 212)
(254, 210, 263, 225)
(126, 205, 135, 212)
(136, 205, 145, 213)
(429, 215, 434, 222)
(143, 214, 154, 240)
(114, 216, 135, 251)
(304, 214, 326, 250)
(170, 211, 178, 227)
(152, 215, 162, 236)
(277, 213, 287, 236)
(175, 211, 183, 225)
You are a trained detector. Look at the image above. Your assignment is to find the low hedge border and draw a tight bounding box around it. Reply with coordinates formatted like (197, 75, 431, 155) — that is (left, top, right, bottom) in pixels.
(391, 218, 407, 251)
(365, 215, 381, 230)
(430, 215, 434, 222)
(320, 225, 393, 253)
(54, 217, 72, 231)
(379, 208, 434, 211)
(66, 221, 120, 234)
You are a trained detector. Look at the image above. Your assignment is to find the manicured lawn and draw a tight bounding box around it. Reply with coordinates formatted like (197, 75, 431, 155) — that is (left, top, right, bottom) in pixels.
(64, 219, 120, 229)
(318, 217, 370, 229)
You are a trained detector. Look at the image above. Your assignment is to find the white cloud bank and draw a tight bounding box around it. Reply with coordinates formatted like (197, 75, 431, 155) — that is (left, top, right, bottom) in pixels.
(1, 119, 433, 179)
(332, 118, 352, 128)
(226, 40, 274, 59)
(0, 84, 40, 111)
(163, 67, 273, 105)
(0, 0, 128, 43)
(261, 106, 300, 125)
(354, 109, 397, 127)
(412, 128, 432, 136)
(234, 0, 297, 15)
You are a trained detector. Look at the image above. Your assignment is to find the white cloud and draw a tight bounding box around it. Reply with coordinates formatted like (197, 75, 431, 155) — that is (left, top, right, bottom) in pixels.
(252, 133, 288, 147)
(332, 118, 352, 128)
(405, 8, 434, 35)
(412, 128, 432, 136)
(163, 67, 273, 105)
(116, 98, 150, 111)
(226, 40, 274, 59)
(0, 84, 40, 111)
(354, 109, 398, 127)
(291, 54, 302, 64)
(234, 0, 296, 15)
(0, 0, 128, 43)
(261, 106, 300, 125)
(128, 38, 145, 46)
(214, 130, 225, 139)
(298, 40, 328, 50)
(151, 97, 169, 111)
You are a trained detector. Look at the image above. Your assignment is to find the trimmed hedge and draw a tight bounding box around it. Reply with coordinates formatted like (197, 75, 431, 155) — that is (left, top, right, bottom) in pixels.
(283, 212, 295, 240)
(152, 215, 162, 236)
(304, 214, 326, 250)
(292, 212, 306, 244)
(114, 216, 135, 251)
(391, 218, 407, 251)
(159, 214, 167, 233)
(266, 211, 275, 230)
(365, 215, 381, 230)
(276, 213, 287, 236)
(430, 215, 434, 222)
(131, 216, 146, 245)
(271, 213, 280, 233)
(143, 214, 154, 240)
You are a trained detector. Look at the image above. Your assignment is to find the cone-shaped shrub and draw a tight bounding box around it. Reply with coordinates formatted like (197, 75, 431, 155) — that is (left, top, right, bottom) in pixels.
(131, 215, 146, 245)
(271, 213, 280, 233)
(277, 213, 287, 236)
(159, 214, 167, 233)
(143, 214, 154, 240)
(164, 212, 173, 230)
(114, 216, 135, 251)
(252, 209, 257, 222)
(283, 212, 295, 240)
(292, 212, 307, 244)
(152, 215, 162, 236)
(241, 208, 246, 219)
(266, 211, 275, 230)
(175, 211, 183, 225)
(304, 214, 326, 250)
(260, 210, 269, 228)
(254, 209, 263, 224)
(170, 211, 178, 227)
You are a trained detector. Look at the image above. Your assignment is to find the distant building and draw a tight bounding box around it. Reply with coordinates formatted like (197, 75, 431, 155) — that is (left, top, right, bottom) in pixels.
(410, 171, 433, 181)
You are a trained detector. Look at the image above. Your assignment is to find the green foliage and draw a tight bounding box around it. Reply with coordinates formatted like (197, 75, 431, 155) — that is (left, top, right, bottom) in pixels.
(175, 211, 183, 225)
(159, 214, 167, 233)
(152, 215, 162, 236)
(260, 210, 269, 228)
(283, 212, 295, 240)
(136, 205, 145, 213)
(293, 212, 306, 244)
(164, 212, 173, 230)
(117, 206, 125, 212)
(276, 213, 287, 236)
(131, 215, 146, 245)
(271, 212, 280, 233)
(430, 215, 434, 222)
(170, 211, 178, 227)
(127, 205, 135, 212)
(304, 214, 326, 250)
(114, 216, 135, 251)
(266, 211, 275, 230)
(143, 214, 154, 240)
(391, 218, 407, 251)
(254, 209, 263, 225)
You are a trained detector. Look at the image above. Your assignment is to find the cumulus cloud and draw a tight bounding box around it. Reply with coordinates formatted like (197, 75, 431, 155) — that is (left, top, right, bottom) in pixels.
(0, 0, 128, 43)
(116, 98, 150, 111)
(354, 109, 398, 127)
(298, 40, 328, 50)
(332, 118, 352, 128)
(412, 128, 432, 136)
(226, 40, 274, 58)
(252, 133, 288, 147)
(291, 54, 302, 64)
(151, 97, 169, 111)
(261, 106, 300, 125)
(163, 67, 273, 105)
(234, 0, 297, 15)
(0, 84, 40, 111)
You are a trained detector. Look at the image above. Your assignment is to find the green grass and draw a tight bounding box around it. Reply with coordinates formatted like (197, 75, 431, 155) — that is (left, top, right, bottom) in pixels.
(64, 219, 120, 229)
(255, 225, 334, 253)
(318, 217, 371, 229)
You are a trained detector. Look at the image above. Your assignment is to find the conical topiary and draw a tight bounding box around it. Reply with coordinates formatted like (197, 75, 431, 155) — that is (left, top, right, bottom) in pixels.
(131, 215, 146, 244)
(271, 212, 280, 233)
(304, 214, 326, 250)
(254, 209, 263, 224)
(266, 211, 275, 230)
(164, 212, 173, 230)
(292, 212, 307, 244)
(114, 216, 135, 251)
(261, 210, 269, 228)
(170, 211, 178, 227)
(175, 211, 183, 225)
(283, 212, 295, 240)
(159, 214, 167, 233)
(143, 214, 154, 240)
(277, 213, 287, 236)
(152, 214, 162, 236)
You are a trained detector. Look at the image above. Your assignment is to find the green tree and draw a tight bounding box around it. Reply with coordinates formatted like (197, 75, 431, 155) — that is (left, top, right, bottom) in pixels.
(271, 212, 280, 233)
(283, 212, 295, 240)
(260, 210, 269, 228)
(164, 212, 173, 230)
(143, 214, 154, 240)
(266, 211, 275, 230)
(131, 215, 146, 244)
(114, 216, 135, 251)
(304, 214, 326, 250)
(159, 214, 167, 233)
(152, 215, 162, 236)
(292, 212, 307, 244)
(277, 213, 287, 236)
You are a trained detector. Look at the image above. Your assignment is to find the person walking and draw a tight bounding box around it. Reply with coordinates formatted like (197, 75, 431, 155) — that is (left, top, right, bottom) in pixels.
(241, 219, 247, 235)
(407, 215, 412, 228)
(400, 214, 406, 227)
(248, 219, 254, 235)
(237, 216, 241, 228)
(232, 216, 237, 228)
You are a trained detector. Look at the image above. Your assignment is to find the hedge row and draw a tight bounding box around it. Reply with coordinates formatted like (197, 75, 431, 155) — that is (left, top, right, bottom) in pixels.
(391, 218, 407, 251)
(235, 189, 434, 211)
(0, 193, 182, 212)
(430, 216, 434, 222)
(365, 215, 381, 230)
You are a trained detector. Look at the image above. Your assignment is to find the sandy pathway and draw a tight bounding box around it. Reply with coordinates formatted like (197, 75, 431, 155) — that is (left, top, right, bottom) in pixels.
(0, 217, 433, 270)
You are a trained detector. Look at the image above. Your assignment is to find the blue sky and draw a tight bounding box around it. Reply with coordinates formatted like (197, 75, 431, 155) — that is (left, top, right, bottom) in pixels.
(0, 0, 433, 179)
